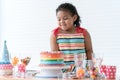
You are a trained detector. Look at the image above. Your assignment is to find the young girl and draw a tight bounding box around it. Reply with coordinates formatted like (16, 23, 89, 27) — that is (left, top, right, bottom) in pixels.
(50, 3, 93, 67)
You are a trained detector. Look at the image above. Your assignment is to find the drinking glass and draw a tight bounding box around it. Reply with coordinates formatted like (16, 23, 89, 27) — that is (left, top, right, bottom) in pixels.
(74, 53, 86, 79)
(21, 56, 31, 66)
(116, 66, 120, 80)
(94, 53, 103, 67)
(92, 52, 106, 79)
(9, 53, 19, 77)
(17, 53, 31, 78)
(84, 60, 97, 80)
(57, 72, 71, 80)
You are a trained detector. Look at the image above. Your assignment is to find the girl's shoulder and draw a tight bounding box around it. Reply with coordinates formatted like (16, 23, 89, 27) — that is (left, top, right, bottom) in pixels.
(52, 26, 87, 37)
(76, 26, 87, 37)
(76, 26, 86, 32)
(52, 27, 59, 36)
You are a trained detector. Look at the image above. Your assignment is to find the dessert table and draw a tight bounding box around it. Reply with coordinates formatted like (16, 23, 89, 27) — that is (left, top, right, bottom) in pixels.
(0, 76, 115, 80)
(0, 65, 117, 80)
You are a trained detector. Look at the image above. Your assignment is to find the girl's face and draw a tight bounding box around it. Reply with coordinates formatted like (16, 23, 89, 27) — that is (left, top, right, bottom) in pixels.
(56, 10, 77, 31)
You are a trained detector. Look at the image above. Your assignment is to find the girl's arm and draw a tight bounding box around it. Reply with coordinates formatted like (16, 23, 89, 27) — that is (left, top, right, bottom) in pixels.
(84, 30, 93, 60)
(50, 31, 59, 51)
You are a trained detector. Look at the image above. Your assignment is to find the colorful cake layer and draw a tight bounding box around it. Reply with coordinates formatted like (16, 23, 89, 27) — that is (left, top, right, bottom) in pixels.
(38, 51, 65, 78)
(39, 51, 64, 66)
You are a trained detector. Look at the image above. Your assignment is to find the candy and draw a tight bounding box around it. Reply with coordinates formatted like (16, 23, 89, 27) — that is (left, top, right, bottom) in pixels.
(21, 57, 31, 66)
(11, 56, 19, 66)
(89, 67, 99, 80)
(76, 67, 84, 78)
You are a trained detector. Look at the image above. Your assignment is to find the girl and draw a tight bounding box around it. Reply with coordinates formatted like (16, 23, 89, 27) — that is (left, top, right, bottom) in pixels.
(50, 3, 93, 68)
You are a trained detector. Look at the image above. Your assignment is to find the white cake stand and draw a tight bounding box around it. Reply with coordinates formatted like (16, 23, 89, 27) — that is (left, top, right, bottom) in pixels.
(32, 66, 70, 78)
(27, 65, 70, 70)
(38, 66, 69, 69)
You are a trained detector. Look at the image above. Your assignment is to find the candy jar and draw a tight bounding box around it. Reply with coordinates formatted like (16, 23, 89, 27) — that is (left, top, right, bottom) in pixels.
(74, 53, 86, 79)
(17, 54, 31, 78)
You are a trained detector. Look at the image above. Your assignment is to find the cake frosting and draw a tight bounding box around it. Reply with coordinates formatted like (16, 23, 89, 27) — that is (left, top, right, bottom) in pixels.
(39, 51, 64, 67)
(36, 51, 65, 78)
(0, 41, 13, 75)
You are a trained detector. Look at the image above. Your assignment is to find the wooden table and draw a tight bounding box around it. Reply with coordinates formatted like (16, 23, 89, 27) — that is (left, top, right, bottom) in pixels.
(0, 76, 115, 80)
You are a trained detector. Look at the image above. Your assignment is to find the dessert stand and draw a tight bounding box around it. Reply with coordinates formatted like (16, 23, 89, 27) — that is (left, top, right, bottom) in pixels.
(29, 66, 70, 78)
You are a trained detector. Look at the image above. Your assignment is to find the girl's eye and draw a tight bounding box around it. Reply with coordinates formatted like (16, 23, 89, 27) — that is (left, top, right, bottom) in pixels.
(57, 17, 68, 21)
(57, 19, 61, 21)
(63, 17, 68, 20)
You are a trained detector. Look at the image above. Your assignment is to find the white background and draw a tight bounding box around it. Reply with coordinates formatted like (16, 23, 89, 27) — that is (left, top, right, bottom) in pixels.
(0, 0, 120, 68)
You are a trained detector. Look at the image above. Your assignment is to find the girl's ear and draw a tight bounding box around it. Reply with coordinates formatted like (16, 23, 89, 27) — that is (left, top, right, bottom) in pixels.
(73, 15, 78, 21)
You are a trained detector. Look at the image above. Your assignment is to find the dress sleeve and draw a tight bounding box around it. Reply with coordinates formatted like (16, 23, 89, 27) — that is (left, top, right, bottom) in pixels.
(76, 27, 87, 37)
(52, 27, 59, 37)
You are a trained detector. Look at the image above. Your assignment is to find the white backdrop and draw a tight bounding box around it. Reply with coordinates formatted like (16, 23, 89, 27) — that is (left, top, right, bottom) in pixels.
(0, 0, 120, 68)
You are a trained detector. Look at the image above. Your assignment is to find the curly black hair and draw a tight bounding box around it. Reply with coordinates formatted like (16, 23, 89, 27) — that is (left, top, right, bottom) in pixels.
(56, 3, 81, 27)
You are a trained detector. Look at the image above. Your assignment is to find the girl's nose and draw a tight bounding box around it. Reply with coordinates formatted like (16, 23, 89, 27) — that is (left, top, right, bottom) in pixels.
(60, 19, 65, 23)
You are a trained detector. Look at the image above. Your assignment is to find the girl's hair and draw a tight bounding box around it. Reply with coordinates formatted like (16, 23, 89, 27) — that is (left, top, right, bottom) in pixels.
(56, 3, 81, 27)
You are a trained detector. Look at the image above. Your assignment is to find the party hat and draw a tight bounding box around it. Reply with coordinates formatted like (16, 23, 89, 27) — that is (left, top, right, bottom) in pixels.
(0, 40, 10, 64)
